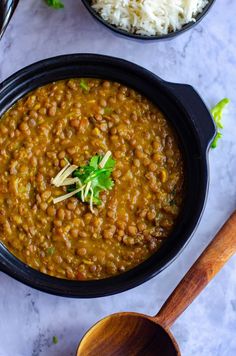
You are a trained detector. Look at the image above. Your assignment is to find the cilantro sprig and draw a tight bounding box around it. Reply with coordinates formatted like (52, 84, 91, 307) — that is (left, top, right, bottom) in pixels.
(52, 152, 115, 213)
(211, 98, 230, 148)
(71, 153, 115, 210)
(45, 0, 64, 9)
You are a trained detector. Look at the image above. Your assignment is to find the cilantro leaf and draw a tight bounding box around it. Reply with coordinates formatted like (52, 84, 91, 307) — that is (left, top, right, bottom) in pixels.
(91, 188, 102, 205)
(89, 155, 100, 169)
(211, 98, 230, 149)
(45, 0, 64, 9)
(103, 156, 115, 170)
(80, 79, 89, 92)
(73, 165, 94, 183)
(47, 247, 55, 255)
(52, 336, 58, 344)
(104, 107, 113, 115)
(90, 170, 114, 191)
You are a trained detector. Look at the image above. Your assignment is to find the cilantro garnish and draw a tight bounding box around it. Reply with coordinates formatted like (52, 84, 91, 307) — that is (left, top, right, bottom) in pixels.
(47, 247, 55, 256)
(104, 107, 113, 115)
(52, 336, 58, 344)
(80, 79, 89, 92)
(52, 151, 115, 213)
(45, 0, 64, 9)
(71, 152, 115, 211)
(211, 98, 230, 149)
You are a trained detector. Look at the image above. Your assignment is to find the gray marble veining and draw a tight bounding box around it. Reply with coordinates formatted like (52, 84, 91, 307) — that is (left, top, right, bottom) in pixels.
(0, 1, 236, 355)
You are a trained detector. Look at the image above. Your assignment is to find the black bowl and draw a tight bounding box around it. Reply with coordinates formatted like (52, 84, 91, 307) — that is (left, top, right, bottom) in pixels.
(81, 0, 215, 41)
(0, 54, 215, 297)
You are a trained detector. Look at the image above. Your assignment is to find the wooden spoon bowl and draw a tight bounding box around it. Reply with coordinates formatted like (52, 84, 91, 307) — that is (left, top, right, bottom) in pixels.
(78, 312, 180, 356)
(77, 211, 236, 356)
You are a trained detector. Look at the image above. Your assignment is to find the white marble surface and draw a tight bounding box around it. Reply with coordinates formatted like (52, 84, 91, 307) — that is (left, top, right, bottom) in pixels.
(0, 1, 236, 355)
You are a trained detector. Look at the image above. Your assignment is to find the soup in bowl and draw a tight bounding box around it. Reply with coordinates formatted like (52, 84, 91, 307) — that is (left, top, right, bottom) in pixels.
(0, 78, 184, 280)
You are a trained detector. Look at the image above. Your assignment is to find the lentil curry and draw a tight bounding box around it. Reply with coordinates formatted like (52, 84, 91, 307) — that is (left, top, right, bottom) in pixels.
(0, 79, 184, 280)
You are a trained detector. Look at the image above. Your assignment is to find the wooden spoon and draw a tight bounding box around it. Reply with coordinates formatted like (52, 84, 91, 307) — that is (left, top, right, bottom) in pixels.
(77, 211, 236, 356)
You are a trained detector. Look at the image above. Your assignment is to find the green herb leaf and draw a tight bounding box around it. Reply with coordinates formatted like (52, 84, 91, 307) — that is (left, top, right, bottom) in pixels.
(45, 0, 64, 9)
(104, 107, 113, 115)
(47, 247, 55, 255)
(211, 98, 230, 148)
(80, 79, 89, 92)
(103, 156, 115, 170)
(52, 336, 58, 344)
(89, 155, 101, 169)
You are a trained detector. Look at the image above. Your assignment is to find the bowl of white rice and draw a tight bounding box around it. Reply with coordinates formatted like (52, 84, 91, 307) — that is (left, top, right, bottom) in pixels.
(81, 0, 215, 40)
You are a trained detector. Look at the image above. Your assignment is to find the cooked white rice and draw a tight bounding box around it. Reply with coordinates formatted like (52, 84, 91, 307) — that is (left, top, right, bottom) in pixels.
(91, 0, 209, 36)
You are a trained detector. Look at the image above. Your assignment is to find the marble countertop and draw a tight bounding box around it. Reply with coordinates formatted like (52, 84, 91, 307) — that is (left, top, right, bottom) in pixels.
(0, 1, 236, 355)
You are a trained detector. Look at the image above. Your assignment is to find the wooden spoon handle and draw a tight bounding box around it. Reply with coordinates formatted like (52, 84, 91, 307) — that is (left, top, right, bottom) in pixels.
(155, 211, 236, 328)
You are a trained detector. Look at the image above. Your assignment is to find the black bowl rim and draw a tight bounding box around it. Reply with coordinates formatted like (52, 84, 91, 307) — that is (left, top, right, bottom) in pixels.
(81, 0, 216, 41)
(0, 54, 214, 297)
